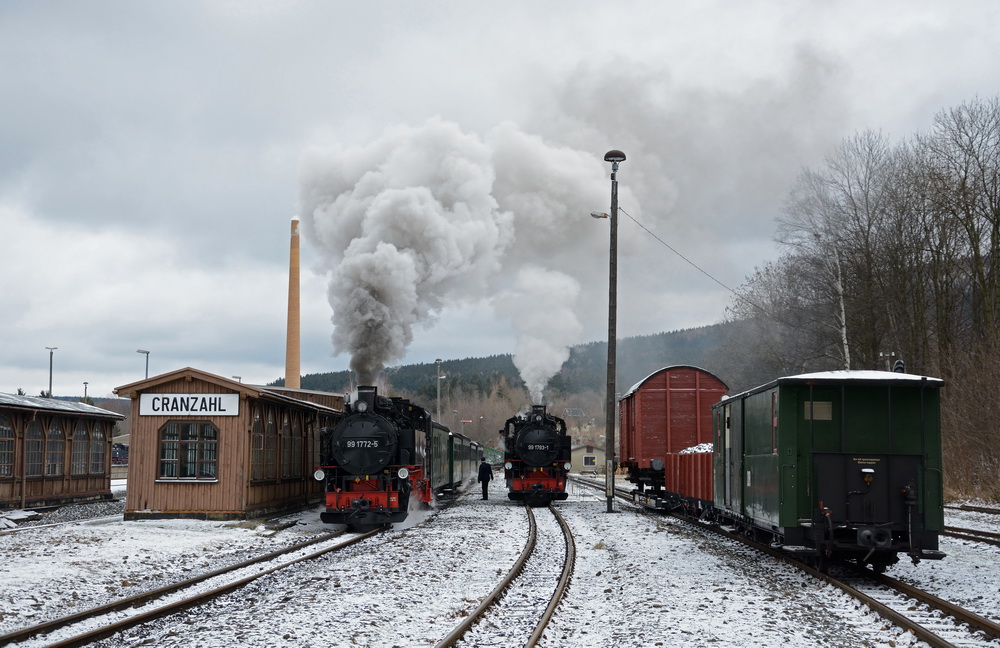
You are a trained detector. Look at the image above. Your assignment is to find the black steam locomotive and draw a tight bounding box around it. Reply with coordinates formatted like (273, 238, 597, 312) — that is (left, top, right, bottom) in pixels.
(314, 385, 477, 530)
(501, 405, 572, 506)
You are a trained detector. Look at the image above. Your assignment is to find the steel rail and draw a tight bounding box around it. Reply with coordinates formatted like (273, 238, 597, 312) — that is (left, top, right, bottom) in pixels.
(524, 505, 576, 648)
(862, 569, 1000, 641)
(942, 525, 1000, 547)
(6, 528, 379, 648)
(569, 476, 989, 648)
(433, 505, 538, 648)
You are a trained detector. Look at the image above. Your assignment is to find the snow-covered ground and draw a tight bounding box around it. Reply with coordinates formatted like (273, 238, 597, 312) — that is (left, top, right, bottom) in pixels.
(1, 480, 999, 647)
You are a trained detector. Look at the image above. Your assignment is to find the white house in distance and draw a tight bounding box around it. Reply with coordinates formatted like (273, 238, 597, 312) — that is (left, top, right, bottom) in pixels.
(571, 444, 606, 474)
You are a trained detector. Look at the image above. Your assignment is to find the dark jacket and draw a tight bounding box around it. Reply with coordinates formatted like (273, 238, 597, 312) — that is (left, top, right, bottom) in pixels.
(478, 461, 492, 482)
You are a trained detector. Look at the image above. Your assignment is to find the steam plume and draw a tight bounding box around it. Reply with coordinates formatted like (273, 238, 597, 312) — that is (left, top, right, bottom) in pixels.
(298, 117, 611, 392)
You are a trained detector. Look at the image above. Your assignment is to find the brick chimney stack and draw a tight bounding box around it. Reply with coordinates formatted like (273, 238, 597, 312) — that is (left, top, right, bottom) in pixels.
(285, 217, 301, 389)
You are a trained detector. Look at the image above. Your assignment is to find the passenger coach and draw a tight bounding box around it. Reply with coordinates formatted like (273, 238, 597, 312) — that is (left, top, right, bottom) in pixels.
(713, 370, 946, 571)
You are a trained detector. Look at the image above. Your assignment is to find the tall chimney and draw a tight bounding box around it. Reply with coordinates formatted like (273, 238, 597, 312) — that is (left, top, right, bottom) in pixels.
(285, 216, 301, 389)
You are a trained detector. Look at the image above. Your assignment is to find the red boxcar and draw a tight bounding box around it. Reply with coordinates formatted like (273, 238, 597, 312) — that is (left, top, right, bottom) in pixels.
(619, 365, 727, 512)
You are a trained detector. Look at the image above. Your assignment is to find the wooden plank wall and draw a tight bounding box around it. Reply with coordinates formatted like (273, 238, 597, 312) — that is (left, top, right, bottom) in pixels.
(125, 378, 331, 519)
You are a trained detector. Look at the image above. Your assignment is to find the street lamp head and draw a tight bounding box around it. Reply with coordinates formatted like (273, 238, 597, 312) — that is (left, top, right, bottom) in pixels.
(136, 349, 149, 355)
(590, 211, 609, 219)
(603, 150, 626, 163)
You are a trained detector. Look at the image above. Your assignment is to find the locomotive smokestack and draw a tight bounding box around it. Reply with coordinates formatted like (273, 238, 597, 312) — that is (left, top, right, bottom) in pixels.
(285, 216, 301, 389)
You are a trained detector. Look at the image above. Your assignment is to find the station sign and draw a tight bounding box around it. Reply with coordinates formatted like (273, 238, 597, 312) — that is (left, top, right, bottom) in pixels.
(139, 393, 240, 416)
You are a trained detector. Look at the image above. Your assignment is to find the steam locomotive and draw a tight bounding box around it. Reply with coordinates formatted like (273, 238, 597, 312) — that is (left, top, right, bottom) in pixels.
(313, 385, 478, 530)
(501, 404, 572, 506)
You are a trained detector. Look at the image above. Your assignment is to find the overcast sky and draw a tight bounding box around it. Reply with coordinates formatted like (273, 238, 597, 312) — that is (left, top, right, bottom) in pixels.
(3, 1, 999, 399)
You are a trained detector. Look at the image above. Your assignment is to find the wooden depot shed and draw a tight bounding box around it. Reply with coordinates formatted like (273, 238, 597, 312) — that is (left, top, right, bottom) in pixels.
(114, 368, 343, 521)
(0, 392, 125, 510)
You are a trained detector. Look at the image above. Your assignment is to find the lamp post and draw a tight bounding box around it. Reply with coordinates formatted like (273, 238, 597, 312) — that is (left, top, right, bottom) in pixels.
(593, 148, 625, 513)
(45, 347, 57, 397)
(83, 382, 88, 399)
(136, 349, 150, 379)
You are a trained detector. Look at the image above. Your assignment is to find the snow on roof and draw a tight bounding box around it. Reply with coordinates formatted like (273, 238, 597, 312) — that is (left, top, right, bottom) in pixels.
(780, 370, 944, 386)
(0, 392, 125, 419)
(721, 370, 945, 402)
(621, 364, 725, 399)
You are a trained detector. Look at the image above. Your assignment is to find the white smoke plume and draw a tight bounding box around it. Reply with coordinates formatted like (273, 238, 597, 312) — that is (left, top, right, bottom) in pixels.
(298, 117, 615, 389)
(495, 265, 583, 404)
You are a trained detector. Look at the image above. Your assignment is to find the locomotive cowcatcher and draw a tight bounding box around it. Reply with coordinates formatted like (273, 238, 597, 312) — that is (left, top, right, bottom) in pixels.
(502, 404, 572, 506)
(313, 385, 437, 530)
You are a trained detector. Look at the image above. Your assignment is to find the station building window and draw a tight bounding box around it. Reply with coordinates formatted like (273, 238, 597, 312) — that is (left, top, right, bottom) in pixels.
(264, 413, 278, 479)
(281, 413, 304, 478)
(46, 418, 65, 476)
(90, 423, 106, 474)
(251, 407, 265, 480)
(0, 414, 12, 478)
(71, 421, 89, 475)
(25, 421, 43, 476)
(159, 421, 218, 480)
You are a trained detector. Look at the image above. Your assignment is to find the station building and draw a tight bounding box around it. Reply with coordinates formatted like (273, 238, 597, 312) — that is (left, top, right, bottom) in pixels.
(114, 367, 344, 521)
(0, 392, 125, 510)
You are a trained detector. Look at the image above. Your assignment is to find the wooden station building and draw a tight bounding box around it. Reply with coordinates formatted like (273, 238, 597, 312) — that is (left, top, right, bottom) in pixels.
(114, 367, 344, 521)
(0, 392, 125, 510)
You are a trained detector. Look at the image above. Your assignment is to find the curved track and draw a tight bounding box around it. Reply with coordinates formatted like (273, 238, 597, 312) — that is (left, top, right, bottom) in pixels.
(0, 528, 380, 648)
(435, 504, 575, 648)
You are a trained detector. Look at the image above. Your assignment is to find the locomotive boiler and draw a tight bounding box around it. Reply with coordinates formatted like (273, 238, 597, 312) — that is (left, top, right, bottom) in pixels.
(314, 385, 476, 530)
(502, 404, 572, 506)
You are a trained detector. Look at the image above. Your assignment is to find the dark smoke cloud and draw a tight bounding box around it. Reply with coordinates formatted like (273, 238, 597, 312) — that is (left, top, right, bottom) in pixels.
(298, 117, 614, 392)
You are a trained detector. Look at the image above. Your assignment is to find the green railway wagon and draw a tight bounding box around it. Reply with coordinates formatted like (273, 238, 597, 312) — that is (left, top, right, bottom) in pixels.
(712, 370, 945, 571)
(429, 424, 478, 494)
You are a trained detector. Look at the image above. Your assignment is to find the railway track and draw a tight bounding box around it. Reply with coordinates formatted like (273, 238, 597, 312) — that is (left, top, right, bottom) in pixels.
(569, 476, 1000, 648)
(435, 504, 575, 648)
(943, 525, 1000, 547)
(831, 566, 1000, 648)
(0, 527, 381, 648)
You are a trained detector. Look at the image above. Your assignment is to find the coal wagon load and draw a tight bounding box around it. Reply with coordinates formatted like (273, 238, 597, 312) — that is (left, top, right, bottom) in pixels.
(314, 385, 476, 531)
(502, 404, 572, 506)
(712, 370, 946, 572)
(618, 365, 728, 513)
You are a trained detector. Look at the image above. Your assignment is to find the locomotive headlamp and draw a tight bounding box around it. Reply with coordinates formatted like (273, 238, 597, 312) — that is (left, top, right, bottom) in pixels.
(313, 469, 326, 481)
(397, 467, 410, 479)
(504, 461, 513, 470)
(355, 400, 368, 413)
(564, 462, 572, 471)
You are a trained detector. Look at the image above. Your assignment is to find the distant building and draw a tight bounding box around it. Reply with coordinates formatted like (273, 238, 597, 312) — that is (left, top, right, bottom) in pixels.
(571, 444, 606, 474)
(0, 392, 125, 509)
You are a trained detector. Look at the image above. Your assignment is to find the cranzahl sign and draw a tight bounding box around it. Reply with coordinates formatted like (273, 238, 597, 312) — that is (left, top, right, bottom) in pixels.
(139, 393, 240, 416)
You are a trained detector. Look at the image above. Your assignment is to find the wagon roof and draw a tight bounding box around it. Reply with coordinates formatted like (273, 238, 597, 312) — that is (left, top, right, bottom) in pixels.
(0, 392, 125, 420)
(720, 369, 945, 402)
(621, 364, 729, 399)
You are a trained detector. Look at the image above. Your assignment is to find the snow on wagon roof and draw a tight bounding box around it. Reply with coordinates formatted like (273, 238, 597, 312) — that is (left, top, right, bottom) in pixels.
(720, 370, 945, 402)
(782, 370, 944, 385)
